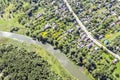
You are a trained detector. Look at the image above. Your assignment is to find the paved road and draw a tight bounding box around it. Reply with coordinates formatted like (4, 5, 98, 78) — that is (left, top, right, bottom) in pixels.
(0, 31, 90, 80)
(63, 0, 120, 60)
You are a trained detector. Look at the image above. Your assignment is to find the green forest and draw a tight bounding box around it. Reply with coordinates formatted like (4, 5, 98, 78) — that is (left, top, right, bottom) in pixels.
(0, 37, 74, 80)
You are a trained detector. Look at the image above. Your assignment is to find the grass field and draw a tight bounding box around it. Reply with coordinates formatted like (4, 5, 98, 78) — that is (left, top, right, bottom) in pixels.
(105, 32, 120, 42)
(0, 17, 25, 34)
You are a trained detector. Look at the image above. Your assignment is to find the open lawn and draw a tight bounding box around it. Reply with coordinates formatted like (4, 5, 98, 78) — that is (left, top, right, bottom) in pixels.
(113, 62, 120, 80)
(0, 18, 25, 34)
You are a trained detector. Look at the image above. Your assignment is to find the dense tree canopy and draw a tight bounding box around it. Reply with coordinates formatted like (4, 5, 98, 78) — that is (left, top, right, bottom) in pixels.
(0, 43, 62, 80)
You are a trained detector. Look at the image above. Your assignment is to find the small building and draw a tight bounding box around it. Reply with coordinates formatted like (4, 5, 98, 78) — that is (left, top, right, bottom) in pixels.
(118, 16, 120, 20)
(76, 25, 81, 30)
(67, 28, 74, 33)
(110, 22, 115, 27)
(51, 1, 56, 5)
(44, 23, 51, 29)
(52, 23, 58, 30)
(84, 38, 90, 42)
(36, 13, 42, 19)
(99, 35, 104, 39)
(117, 21, 120, 25)
(94, 47, 99, 50)
(87, 43, 94, 49)
(112, 59, 118, 64)
(104, 40, 109, 45)
(81, 34, 86, 40)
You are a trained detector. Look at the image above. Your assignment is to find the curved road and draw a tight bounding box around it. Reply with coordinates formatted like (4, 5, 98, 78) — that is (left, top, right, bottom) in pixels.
(0, 31, 90, 80)
(63, 0, 120, 60)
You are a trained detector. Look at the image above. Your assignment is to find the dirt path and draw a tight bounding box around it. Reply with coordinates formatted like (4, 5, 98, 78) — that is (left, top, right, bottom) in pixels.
(63, 0, 120, 60)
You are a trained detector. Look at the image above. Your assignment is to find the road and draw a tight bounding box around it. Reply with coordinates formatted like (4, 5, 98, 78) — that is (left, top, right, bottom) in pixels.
(63, 0, 120, 60)
(0, 31, 90, 80)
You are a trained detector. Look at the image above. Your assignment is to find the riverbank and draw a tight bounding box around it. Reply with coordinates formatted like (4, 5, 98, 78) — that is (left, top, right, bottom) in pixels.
(0, 31, 91, 80)
(0, 37, 75, 80)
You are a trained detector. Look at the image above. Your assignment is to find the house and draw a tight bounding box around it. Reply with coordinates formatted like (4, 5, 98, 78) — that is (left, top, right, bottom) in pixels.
(44, 23, 51, 29)
(94, 47, 99, 50)
(67, 28, 74, 33)
(111, 11, 117, 16)
(116, 46, 120, 51)
(36, 13, 42, 19)
(87, 43, 94, 49)
(84, 38, 90, 42)
(99, 35, 104, 39)
(84, 21, 88, 24)
(80, 32, 85, 36)
(117, 21, 120, 25)
(52, 23, 58, 30)
(118, 16, 120, 20)
(112, 59, 118, 64)
(109, 4, 112, 8)
(80, 44, 85, 48)
(104, 40, 109, 45)
(81, 34, 86, 40)
(78, 38, 82, 42)
(51, 1, 56, 5)
(76, 25, 81, 30)
(110, 22, 115, 27)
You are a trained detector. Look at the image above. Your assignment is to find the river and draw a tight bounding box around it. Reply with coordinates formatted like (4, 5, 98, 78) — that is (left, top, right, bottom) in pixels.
(0, 31, 90, 80)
